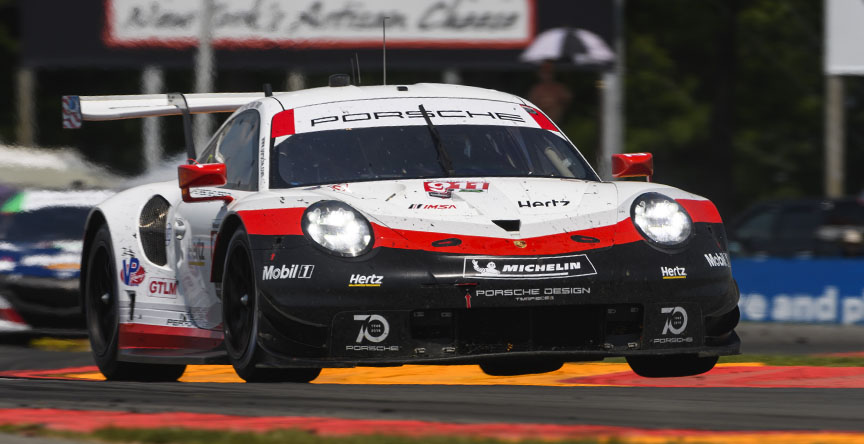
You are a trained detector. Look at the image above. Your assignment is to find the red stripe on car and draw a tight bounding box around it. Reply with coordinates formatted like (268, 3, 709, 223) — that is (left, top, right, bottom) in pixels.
(0, 307, 26, 324)
(118, 323, 223, 350)
(271, 109, 295, 138)
(678, 199, 723, 223)
(522, 105, 558, 131)
(238, 208, 305, 235)
(237, 198, 719, 255)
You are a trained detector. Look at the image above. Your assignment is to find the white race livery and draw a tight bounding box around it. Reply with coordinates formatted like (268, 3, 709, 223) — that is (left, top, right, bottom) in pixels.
(65, 82, 740, 382)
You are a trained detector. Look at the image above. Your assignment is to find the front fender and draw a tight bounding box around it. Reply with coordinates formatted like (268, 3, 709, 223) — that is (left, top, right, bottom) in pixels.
(79, 181, 181, 307)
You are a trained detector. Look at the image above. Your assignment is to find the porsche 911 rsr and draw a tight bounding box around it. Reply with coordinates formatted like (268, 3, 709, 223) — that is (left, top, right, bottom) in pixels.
(65, 83, 739, 382)
(0, 189, 114, 333)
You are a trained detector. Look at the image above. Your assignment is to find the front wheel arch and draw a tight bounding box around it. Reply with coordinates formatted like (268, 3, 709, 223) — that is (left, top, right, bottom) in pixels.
(84, 224, 186, 381)
(210, 213, 244, 285)
(79, 209, 108, 315)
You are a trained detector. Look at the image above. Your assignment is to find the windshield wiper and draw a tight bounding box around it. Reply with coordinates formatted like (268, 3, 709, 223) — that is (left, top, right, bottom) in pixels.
(418, 104, 454, 176)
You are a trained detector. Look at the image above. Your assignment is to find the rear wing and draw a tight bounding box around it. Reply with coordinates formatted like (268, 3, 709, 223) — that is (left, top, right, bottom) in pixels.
(62, 91, 280, 162)
(61, 92, 271, 129)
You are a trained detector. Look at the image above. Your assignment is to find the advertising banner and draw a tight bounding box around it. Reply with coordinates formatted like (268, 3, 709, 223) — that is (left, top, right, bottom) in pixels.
(20, 0, 613, 70)
(104, 0, 534, 49)
(735, 258, 864, 325)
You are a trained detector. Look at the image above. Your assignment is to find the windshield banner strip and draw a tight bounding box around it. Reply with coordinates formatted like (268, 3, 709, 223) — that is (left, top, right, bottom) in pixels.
(273, 98, 559, 139)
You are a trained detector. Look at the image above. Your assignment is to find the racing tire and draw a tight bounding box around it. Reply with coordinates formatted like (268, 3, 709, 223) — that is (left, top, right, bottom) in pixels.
(479, 358, 564, 376)
(625, 354, 718, 378)
(222, 228, 321, 383)
(84, 225, 187, 382)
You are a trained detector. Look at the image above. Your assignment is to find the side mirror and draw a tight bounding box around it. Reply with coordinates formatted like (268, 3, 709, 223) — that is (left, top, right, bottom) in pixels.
(612, 153, 654, 181)
(178, 163, 233, 203)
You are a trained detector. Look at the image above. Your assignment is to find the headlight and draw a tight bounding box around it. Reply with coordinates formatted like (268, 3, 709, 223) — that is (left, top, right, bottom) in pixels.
(631, 193, 692, 247)
(302, 201, 373, 257)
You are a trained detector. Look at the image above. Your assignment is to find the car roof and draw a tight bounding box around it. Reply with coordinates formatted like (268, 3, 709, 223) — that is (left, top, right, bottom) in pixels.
(731, 196, 864, 228)
(740, 197, 864, 211)
(272, 83, 527, 110)
(0, 189, 115, 213)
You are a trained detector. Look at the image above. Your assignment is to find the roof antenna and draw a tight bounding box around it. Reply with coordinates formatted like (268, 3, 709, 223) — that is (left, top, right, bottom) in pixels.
(355, 53, 362, 85)
(350, 57, 357, 85)
(263, 83, 273, 97)
(382, 16, 389, 85)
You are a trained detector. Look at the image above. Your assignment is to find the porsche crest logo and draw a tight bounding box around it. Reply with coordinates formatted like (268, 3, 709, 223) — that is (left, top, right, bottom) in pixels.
(513, 240, 527, 248)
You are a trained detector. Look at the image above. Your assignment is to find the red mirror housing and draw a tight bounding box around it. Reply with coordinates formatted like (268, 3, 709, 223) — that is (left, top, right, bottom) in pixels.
(612, 153, 654, 181)
(178, 163, 233, 203)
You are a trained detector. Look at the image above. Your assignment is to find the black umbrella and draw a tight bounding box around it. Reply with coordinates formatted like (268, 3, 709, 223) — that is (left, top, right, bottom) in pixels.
(520, 28, 615, 66)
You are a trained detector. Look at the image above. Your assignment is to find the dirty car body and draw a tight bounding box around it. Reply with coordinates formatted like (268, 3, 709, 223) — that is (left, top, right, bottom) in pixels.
(71, 84, 739, 381)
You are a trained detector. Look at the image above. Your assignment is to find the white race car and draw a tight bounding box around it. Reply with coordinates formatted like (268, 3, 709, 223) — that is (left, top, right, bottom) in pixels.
(65, 81, 739, 382)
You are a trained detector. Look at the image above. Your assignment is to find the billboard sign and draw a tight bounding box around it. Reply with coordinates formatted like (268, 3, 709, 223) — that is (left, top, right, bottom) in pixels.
(825, 0, 864, 75)
(735, 258, 864, 325)
(20, 0, 612, 70)
(104, 0, 535, 49)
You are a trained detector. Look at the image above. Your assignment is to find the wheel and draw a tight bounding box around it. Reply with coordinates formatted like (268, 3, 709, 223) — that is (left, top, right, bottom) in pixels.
(479, 358, 563, 376)
(626, 354, 718, 378)
(84, 225, 186, 382)
(222, 228, 321, 383)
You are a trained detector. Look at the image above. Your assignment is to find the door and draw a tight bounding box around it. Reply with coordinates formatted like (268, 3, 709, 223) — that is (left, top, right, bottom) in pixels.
(173, 109, 261, 330)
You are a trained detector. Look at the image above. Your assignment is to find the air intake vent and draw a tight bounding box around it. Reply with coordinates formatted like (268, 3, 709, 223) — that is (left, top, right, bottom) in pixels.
(139, 196, 170, 266)
(571, 234, 600, 244)
(492, 220, 520, 232)
(431, 238, 462, 247)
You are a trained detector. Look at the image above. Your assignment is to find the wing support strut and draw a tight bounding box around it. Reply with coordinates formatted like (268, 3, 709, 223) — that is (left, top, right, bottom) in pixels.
(167, 93, 197, 163)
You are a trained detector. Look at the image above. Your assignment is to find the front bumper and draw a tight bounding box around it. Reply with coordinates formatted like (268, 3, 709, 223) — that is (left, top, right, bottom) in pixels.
(0, 275, 83, 330)
(249, 223, 740, 367)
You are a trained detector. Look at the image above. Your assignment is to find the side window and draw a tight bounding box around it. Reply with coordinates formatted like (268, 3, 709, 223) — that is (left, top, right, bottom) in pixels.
(825, 202, 864, 226)
(819, 201, 864, 257)
(734, 207, 778, 241)
(197, 121, 227, 165)
(197, 110, 260, 191)
(775, 204, 822, 241)
(197, 135, 225, 163)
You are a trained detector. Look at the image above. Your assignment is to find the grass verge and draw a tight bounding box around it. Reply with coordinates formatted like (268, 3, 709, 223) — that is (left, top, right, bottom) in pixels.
(604, 354, 864, 367)
(719, 354, 864, 367)
(28, 337, 90, 353)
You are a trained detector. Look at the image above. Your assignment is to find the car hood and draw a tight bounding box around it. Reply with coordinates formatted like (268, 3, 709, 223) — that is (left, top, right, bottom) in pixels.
(257, 178, 622, 251)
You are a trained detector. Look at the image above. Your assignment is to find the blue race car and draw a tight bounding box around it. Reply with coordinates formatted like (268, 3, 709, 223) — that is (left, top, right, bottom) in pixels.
(0, 189, 113, 334)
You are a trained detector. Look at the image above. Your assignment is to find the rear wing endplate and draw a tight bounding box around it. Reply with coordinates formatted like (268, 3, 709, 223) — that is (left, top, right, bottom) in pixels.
(61, 92, 270, 129)
(62, 91, 278, 162)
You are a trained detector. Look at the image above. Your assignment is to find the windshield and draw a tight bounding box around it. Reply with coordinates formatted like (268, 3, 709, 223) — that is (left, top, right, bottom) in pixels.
(0, 207, 90, 243)
(271, 125, 597, 188)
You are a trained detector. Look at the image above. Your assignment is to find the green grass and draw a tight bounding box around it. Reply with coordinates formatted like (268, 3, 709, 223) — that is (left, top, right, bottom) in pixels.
(28, 337, 91, 352)
(0, 425, 631, 444)
(719, 354, 864, 367)
(601, 354, 864, 367)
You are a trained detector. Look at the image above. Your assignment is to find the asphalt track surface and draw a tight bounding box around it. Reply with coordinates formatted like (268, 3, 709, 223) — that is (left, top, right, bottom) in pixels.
(2, 323, 864, 434)
(0, 375, 863, 432)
